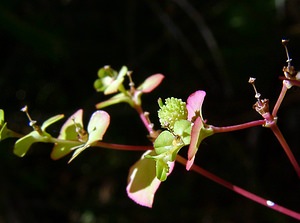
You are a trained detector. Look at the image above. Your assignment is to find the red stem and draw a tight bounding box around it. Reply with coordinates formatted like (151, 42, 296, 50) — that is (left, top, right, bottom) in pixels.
(95, 141, 153, 151)
(272, 84, 288, 117)
(270, 124, 300, 178)
(211, 119, 265, 133)
(132, 94, 300, 219)
(134, 105, 154, 134)
(176, 155, 300, 220)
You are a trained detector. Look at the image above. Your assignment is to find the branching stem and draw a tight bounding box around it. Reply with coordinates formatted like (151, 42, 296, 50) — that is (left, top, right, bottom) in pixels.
(211, 119, 265, 133)
(270, 123, 300, 178)
(272, 84, 288, 117)
(176, 155, 300, 221)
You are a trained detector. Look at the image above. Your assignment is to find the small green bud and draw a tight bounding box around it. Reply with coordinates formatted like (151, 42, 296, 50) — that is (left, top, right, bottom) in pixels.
(158, 97, 188, 129)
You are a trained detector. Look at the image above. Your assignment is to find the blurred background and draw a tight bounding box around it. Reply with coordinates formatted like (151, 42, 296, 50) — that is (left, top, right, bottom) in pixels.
(0, 0, 300, 222)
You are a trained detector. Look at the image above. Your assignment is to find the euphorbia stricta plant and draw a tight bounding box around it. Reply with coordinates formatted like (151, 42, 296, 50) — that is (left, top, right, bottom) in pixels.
(0, 40, 299, 220)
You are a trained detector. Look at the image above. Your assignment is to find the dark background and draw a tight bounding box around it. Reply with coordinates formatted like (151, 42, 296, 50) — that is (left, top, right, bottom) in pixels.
(0, 0, 300, 222)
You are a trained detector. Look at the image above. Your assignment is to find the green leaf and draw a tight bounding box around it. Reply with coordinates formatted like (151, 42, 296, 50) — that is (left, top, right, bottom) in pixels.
(95, 92, 133, 109)
(51, 109, 84, 160)
(94, 66, 118, 92)
(68, 110, 110, 163)
(86, 110, 110, 143)
(97, 66, 117, 79)
(0, 122, 9, 141)
(173, 120, 192, 145)
(41, 114, 64, 132)
(14, 131, 42, 157)
(153, 130, 174, 155)
(104, 66, 128, 95)
(0, 109, 4, 124)
(156, 159, 169, 181)
(51, 143, 81, 160)
(58, 109, 84, 141)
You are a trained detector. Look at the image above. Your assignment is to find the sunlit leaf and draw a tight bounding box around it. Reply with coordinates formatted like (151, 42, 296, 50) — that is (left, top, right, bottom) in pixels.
(0, 109, 8, 140)
(58, 109, 84, 140)
(0, 109, 4, 124)
(14, 131, 42, 157)
(86, 110, 110, 142)
(173, 119, 192, 145)
(137, 74, 164, 93)
(156, 159, 169, 181)
(186, 90, 206, 121)
(41, 114, 64, 132)
(51, 109, 84, 160)
(51, 142, 81, 160)
(94, 66, 118, 92)
(104, 66, 127, 95)
(186, 117, 213, 170)
(0, 122, 9, 141)
(95, 93, 132, 109)
(68, 110, 110, 163)
(126, 150, 175, 208)
(153, 130, 174, 155)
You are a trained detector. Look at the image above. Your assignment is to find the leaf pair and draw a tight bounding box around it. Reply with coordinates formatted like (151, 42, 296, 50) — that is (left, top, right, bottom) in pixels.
(13, 109, 110, 162)
(94, 66, 164, 109)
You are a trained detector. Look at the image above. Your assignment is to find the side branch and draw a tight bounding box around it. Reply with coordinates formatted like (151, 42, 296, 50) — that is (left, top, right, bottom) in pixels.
(211, 119, 265, 133)
(270, 124, 300, 178)
(176, 155, 300, 220)
(95, 141, 153, 151)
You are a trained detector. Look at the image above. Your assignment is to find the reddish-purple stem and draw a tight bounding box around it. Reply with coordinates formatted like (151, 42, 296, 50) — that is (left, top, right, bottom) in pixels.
(211, 119, 265, 133)
(134, 105, 154, 134)
(176, 155, 300, 220)
(270, 124, 300, 178)
(95, 141, 153, 151)
(272, 84, 288, 117)
(132, 96, 300, 219)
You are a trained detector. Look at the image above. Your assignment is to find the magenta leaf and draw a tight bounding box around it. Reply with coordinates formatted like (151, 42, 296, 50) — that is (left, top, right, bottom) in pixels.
(186, 90, 206, 121)
(137, 74, 164, 93)
(186, 90, 214, 170)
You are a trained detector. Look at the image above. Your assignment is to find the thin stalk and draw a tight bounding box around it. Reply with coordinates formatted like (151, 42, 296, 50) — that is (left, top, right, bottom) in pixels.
(176, 155, 300, 220)
(134, 104, 156, 136)
(272, 84, 288, 117)
(95, 141, 153, 151)
(270, 123, 300, 178)
(211, 119, 265, 133)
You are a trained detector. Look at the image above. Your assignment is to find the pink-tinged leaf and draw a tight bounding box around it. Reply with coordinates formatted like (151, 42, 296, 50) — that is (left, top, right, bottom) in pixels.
(51, 109, 84, 160)
(104, 66, 127, 95)
(126, 150, 175, 208)
(58, 109, 84, 140)
(138, 74, 164, 93)
(68, 110, 110, 163)
(186, 90, 206, 121)
(186, 155, 195, 171)
(86, 110, 110, 143)
(186, 117, 203, 170)
(186, 117, 214, 170)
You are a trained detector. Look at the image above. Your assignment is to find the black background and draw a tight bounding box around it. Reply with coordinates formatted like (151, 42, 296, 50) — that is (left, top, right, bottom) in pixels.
(0, 0, 300, 222)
